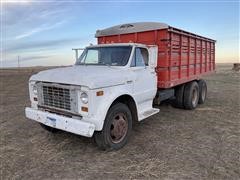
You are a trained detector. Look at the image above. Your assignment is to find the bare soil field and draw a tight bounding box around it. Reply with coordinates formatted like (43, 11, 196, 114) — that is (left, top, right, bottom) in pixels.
(0, 64, 239, 180)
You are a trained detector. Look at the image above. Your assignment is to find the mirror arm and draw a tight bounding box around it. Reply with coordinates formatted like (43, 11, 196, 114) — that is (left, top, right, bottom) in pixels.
(72, 48, 84, 61)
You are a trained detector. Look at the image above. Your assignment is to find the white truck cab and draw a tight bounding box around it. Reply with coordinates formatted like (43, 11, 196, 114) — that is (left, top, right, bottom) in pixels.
(25, 43, 159, 150)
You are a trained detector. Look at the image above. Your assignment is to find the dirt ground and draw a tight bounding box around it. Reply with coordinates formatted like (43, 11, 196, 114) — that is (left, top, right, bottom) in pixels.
(0, 64, 239, 180)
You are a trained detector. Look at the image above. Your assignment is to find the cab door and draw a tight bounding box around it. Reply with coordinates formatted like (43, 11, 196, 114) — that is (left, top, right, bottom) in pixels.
(130, 46, 157, 104)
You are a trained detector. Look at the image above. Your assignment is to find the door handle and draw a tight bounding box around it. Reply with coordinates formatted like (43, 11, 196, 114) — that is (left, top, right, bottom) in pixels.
(126, 80, 133, 84)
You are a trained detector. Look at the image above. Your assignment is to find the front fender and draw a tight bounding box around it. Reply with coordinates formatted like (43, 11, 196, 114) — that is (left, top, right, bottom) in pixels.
(93, 86, 137, 131)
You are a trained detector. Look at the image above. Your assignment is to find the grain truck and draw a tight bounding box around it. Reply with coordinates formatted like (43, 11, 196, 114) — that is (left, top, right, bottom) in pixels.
(25, 22, 216, 150)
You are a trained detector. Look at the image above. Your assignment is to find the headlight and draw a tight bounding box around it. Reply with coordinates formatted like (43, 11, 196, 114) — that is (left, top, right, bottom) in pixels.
(33, 84, 38, 95)
(80, 92, 88, 104)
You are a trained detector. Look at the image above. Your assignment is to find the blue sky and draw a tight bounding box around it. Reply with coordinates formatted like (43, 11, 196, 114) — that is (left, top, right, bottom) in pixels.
(1, 0, 239, 67)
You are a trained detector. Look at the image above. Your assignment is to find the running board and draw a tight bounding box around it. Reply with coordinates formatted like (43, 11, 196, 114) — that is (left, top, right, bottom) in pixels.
(139, 108, 160, 121)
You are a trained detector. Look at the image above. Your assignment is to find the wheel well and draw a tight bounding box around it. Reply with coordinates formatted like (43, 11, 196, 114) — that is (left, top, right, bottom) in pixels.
(111, 95, 138, 122)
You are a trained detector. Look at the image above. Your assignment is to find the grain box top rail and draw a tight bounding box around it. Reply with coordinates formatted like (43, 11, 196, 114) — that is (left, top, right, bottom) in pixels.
(95, 22, 216, 42)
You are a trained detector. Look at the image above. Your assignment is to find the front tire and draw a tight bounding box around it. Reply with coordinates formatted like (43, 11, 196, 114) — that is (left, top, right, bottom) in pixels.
(94, 103, 132, 150)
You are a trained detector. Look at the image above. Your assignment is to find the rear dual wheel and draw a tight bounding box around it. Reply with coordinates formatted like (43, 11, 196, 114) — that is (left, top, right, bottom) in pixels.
(173, 80, 207, 110)
(172, 84, 185, 108)
(183, 81, 199, 110)
(198, 80, 207, 104)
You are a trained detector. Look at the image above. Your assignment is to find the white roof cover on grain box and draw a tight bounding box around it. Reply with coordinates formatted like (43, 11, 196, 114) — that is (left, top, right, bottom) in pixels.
(95, 22, 169, 37)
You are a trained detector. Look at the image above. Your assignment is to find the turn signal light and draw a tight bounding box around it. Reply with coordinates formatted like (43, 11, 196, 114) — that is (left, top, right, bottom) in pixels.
(96, 91, 104, 96)
(81, 106, 88, 112)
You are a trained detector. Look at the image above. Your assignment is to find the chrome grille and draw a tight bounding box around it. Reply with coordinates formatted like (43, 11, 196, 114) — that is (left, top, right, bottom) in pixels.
(42, 85, 71, 110)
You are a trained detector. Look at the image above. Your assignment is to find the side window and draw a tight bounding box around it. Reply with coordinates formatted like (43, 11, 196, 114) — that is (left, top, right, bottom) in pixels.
(131, 48, 149, 67)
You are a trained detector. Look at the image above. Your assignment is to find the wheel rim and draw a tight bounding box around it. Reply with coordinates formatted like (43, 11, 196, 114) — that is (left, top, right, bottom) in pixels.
(110, 113, 128, 144)
(192, 88, 198, 106)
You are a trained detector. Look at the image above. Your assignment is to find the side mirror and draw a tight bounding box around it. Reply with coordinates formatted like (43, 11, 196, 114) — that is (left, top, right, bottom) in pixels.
(148, 46, 158, 68)
(72, 48, 84, 61)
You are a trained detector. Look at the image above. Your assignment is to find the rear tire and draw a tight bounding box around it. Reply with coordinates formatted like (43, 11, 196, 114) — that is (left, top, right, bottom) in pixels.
(183, 81, 199, 110)
(40, 123, 59, 133)
(172, 84, 185, 108)
(94, 103, 132, 150)
(198, 80, 207, 104)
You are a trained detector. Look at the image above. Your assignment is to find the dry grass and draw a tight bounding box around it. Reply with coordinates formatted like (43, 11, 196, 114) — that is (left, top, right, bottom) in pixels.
(0, 64, 239, 180)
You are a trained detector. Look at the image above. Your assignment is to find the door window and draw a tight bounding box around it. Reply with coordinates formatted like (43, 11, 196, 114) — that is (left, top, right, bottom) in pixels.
(131, 47, 149, 67)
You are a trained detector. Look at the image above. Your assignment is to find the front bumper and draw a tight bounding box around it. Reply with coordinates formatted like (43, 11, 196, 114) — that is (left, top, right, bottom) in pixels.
(25, 107, 95, 137)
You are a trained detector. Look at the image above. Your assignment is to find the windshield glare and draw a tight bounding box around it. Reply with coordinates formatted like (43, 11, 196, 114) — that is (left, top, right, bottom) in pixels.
(76, 46, 132, 66)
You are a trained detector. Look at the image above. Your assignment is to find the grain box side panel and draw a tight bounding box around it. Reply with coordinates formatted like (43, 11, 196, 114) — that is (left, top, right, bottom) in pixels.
(96, 27, 215, 89)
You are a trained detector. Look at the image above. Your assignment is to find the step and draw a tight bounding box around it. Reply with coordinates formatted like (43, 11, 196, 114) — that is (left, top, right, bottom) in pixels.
(139, 108, 160, 121)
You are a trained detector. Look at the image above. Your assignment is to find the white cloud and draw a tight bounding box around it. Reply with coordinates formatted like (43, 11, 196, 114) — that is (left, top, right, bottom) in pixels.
(15, 21, 65, 39)
(1, 0, 31, 3)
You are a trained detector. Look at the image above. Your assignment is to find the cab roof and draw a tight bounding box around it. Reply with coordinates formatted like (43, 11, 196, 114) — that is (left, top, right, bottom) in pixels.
(86, 43, 150, 48)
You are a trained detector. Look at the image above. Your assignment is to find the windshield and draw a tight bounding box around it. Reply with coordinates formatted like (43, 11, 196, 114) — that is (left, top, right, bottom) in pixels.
(76, 46, 132, 66)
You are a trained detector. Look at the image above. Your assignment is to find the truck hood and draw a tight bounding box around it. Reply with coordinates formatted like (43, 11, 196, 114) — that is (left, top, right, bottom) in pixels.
(30, 65, 129, 89)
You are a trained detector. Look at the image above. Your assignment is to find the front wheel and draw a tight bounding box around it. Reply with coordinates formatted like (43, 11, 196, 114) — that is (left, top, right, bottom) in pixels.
(94, 103, 132, 150)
